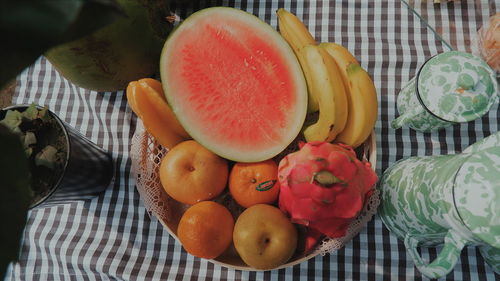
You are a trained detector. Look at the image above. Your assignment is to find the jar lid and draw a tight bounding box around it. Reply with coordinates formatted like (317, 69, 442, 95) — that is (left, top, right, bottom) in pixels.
(454, 146, 500, 248)
(417, 51, 498, 123)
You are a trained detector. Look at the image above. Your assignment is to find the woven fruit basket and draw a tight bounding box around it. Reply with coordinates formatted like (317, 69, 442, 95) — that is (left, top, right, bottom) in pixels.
(130, 119, 379, 271)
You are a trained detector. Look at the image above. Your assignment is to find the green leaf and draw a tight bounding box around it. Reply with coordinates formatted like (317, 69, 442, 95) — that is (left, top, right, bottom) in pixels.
(35, 145, 58, 169)
(0, 110, 23, 131)
(0, 0, 124, 88)
(38, 106, 51, 122)
(21, 104, 38, 120)
(25, 147, 33, 157)
(138, 0, 174, 39)
(23, 132, 37, 148)
(0, 124, 32, 281)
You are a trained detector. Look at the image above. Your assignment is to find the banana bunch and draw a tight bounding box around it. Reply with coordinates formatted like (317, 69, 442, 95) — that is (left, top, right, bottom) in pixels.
(321, 43, 378, 148)
(277, 9, 378, 147)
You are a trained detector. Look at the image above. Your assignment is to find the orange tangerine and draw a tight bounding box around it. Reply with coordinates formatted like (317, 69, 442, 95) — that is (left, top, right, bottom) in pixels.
(229, 159, 280, 208)
(177, 201, 234, 259)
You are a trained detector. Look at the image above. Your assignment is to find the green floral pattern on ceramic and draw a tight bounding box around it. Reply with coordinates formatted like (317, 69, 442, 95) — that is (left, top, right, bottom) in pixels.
(379, 154, 473, 243)
(419, 51, 498, 122)
(479, 245, 500, 274)
(378, 146, 500, 279)
(463, 131, 500, 154)
(454, 147, 500, 249)
(405, 231, 468, 278)
(392, 51, 498, 132)
(394, 77, 451, 132)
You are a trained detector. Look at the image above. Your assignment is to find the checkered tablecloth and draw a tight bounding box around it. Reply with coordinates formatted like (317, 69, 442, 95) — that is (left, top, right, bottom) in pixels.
(5, 0, 499, 280)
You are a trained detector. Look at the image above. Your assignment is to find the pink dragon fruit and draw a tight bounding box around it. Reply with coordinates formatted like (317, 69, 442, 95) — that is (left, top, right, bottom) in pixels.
(278, 141, 377, 239)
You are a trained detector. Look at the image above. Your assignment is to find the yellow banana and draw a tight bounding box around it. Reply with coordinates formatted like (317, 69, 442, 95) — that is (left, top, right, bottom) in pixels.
(276, 8, 316, 53)
(323, 50, 348, 141)
(320, 42, 359, 70)
(301, 45, 347, 142)
(276, 8, 319, 113)
(335, 64, 378, 147)
(321, 43, 378, 148)
(320, 42, 358, 102)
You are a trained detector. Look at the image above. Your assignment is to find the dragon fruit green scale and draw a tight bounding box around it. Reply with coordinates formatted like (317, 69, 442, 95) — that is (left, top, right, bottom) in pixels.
(278, 141, 377, 238)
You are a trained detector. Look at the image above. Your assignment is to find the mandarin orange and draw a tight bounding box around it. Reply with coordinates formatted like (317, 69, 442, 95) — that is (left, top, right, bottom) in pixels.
(177, 201, 234, 259)
(229, 160, 280, 208)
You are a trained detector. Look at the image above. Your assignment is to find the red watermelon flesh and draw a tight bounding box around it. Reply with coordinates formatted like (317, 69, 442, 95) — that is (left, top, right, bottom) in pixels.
(160, 7, 307, 162)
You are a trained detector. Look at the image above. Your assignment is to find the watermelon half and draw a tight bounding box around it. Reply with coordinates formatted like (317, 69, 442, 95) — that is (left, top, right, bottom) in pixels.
(160, 7, 307, 162)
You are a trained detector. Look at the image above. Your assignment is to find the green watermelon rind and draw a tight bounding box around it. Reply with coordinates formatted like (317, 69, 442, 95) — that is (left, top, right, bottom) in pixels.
(159, 7, 307, 162)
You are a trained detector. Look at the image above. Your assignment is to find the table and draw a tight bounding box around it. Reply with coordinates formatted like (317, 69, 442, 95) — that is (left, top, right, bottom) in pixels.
(5, 0, 499, 280)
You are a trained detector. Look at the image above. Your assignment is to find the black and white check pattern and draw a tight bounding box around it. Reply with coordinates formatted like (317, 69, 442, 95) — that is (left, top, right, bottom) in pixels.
(6, 0, 499, 280)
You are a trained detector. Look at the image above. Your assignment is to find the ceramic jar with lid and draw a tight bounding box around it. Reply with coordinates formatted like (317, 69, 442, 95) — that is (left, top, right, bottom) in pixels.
(392, 51, 498, 132)
(378, 132, 500, 278)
